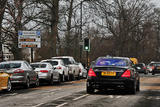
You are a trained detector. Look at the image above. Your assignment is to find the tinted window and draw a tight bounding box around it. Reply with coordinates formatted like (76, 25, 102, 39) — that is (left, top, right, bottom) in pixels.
(95, 58, 128, 67)
(54, 58, 71, 65)
(150, 63, 160, 66)
(0, 63, 21, 69)
(43, 61, 58, 66)
(31, 64, 47, 68)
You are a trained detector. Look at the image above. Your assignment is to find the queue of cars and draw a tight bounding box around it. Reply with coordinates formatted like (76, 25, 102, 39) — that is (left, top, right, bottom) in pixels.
(0, 56, 87, 92)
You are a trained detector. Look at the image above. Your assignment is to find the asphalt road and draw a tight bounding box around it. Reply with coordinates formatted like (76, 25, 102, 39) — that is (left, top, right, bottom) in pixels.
(0, 74, 160, 107)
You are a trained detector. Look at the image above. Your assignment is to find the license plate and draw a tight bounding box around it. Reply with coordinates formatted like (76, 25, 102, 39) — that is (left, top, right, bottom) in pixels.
(101, 71, 116, 76)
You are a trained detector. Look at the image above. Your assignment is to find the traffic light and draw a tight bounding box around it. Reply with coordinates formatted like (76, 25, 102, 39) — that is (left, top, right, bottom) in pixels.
(83, 38, 90, 51)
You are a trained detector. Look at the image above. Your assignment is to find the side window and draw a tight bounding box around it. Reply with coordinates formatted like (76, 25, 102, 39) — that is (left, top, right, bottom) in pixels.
(24, 62, 32, 69)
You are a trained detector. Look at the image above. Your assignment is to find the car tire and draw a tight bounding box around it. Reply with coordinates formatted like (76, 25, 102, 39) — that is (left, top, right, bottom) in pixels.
(136, 80, 140, 92)
(35, 77, 39, 87)
(152, 72, 155, 75)
(86, 83, 94, 94)
(5, 79, 12, 92)
(24, 77, 30, 89)
(77, 73, 80, 80)
(130, 82, 136, 94)
(50, 75, 54, 85)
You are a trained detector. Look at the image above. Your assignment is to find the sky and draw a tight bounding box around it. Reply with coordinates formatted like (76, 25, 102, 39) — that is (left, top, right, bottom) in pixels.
(152, 0, 160, 7)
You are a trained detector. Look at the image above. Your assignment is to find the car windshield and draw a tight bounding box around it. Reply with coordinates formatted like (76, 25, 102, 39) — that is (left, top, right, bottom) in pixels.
(31, 64, 46, 68)
(43, 61, 58, 66)
(95, 58, 129, 67)
(0, 63, 21, 69)
(54, 58, 71, 65)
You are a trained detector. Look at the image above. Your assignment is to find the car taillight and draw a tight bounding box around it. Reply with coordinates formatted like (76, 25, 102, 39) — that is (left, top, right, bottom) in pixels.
(40, 70, 48, 73)
(79, 69, 82, 73)
(56, 67, 62, 69)
(143, 67, 146, 69)
(88, 68, 96, 77)
(121, 69, 131, 78)
(14, 69, 24, 73)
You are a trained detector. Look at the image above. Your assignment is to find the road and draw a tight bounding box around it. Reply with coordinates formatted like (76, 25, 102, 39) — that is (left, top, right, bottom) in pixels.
(0, 74, 160, 107)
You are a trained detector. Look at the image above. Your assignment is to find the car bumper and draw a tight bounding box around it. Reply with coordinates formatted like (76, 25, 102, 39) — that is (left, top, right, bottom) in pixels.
(87, 77, 134, 89)
(10, 76, 26, 84)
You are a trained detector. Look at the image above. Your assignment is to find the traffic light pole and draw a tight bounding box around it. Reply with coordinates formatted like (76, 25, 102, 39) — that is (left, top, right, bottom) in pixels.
(86, 51, 89, 68)
(31, 48, 33, 63)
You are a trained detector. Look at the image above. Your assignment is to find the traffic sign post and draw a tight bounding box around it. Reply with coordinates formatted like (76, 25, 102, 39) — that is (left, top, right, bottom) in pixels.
(18, 31, 41, 62)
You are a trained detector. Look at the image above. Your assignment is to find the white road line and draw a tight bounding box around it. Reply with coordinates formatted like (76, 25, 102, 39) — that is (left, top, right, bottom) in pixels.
(56, 102, 68, 107)
(32, 103, 45, 107)
(73, 94, 89, 101)
(116, 96, 122, 99)
(32, 95, 70, 107)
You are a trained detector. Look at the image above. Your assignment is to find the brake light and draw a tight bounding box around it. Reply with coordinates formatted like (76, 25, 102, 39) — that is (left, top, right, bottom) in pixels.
(14, 69, 24, 73)
(88, 68, 96, 77)
(79, 69, 82, 73)
(121, 69, 131, 78)
(56, 67, 62, 69)
(40, 70, 48, 73)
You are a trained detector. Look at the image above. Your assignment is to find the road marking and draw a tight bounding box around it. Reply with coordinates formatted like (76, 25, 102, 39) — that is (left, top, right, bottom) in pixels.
(116, 96, 122, 99)
(32, 95, 70, 107)
(56, 102, 68, 107)
(32, 103, 45, 107)
(73, 94, 89, 101)
(108, 95, 114, 98)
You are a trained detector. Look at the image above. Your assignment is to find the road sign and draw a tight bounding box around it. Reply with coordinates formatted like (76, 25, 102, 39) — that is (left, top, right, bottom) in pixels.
(18, 31, 41, 48)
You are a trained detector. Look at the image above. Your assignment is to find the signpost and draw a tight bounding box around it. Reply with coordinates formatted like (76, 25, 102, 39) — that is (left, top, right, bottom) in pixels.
(18, 31, 41, 62)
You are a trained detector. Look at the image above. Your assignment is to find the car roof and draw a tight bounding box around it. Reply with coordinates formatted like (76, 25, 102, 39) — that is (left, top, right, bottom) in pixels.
(52, 56, 73, 58)
(0, 60, 26, 64)
(31, 62, 50, 65)
(41, 59, 62, 62)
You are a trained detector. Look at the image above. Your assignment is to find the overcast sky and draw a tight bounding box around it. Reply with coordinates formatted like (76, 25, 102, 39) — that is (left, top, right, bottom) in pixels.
(152, 0, 160, 7)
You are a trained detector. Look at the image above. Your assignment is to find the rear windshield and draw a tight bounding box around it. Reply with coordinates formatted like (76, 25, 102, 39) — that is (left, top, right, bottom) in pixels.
(0, 63, 21, 69)
(31, 64, 47, 68)
(149, 63, 160, 66)
(135, 64, 144, 67)
(43, 61, 58, 66)
(54, 58, 71, 65)
(95, 58, 128, 67)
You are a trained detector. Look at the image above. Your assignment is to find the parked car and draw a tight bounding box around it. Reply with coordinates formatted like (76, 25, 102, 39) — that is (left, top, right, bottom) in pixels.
(148, 62, 160, 75)
(0, 71, 12, 91)
(0, 61, 39, 88)
(135, 63, 148, 74)
(31, 62, 60, 84)
(78, 63, 87, 78)
(86, 57, 140, 94)
(52, 56, 80, 80)
(41, 59, 69, 82)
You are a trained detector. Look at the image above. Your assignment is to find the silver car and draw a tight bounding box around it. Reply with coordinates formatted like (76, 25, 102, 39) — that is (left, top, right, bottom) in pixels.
(31, 62, 60, 84)
(0, 61, 39, 88)
(78, 63, 87, 78)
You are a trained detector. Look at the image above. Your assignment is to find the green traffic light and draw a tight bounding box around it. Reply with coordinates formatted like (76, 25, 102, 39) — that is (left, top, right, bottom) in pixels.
(85, 46, 89, 50)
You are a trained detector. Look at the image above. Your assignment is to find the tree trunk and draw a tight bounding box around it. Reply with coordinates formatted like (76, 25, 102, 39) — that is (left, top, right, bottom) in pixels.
(50, 0, 59, 57)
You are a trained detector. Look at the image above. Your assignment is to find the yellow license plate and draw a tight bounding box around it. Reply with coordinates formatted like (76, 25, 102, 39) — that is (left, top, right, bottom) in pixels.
(101, 71, 116, 76)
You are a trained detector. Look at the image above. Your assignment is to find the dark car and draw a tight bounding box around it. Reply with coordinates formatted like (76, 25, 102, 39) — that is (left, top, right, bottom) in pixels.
(0, 61, 39, 88)
(150, 62, 160, 75)
(135, 63, 148, 74)
(86, 57, 140, 94)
